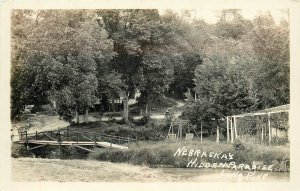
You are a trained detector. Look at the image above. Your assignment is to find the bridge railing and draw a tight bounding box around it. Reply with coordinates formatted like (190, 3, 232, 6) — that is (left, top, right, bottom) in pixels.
(19, 128, 137, 145)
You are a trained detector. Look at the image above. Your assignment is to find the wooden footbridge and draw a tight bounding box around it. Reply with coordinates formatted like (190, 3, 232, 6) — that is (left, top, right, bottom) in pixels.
(17, 127, 137, 153)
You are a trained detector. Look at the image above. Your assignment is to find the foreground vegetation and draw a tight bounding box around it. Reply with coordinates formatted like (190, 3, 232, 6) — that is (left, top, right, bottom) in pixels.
(12, 120, 290, 173)
(89, 140, 290, 171)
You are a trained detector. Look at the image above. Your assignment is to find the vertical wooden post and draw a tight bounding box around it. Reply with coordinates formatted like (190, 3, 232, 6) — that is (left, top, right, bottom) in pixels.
(261, 125, 264, 141)
(180, 125, 183, 140)
(67, 127, 69, 140)
(234, 117, 238, 138)
(276, 123, 278, 138)
(200, 123, 203, 143)
(127, 137, 130, 147)
(76, 110, 79, 124)
(216, 125, 220, 144)
(268, 113, 271, 145)
(58, 128, 61, 158)
(177, 126, 180, 140)
(226, 116, 229, 143)
(35, 130, 38, 140)
(230, 117, 234, 143)
(85, 109, 89, 123)
(25, 131, 28, 150)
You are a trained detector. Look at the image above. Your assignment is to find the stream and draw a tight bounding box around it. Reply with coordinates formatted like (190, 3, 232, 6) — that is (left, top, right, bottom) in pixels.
(43, 155, 290, 182)
(57, 154, 289, 182)
(158, 167, 289, 182)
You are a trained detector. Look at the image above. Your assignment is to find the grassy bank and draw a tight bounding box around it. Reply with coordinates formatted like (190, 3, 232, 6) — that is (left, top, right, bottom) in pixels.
(12, 118, 290, 173)
(12, 157, 178, 182)
(67, 120, 169, 141)
(89, 140, 290, 171)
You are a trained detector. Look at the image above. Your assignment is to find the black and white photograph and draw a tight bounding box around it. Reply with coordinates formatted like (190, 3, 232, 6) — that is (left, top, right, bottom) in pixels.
(1, 0, 300, 190)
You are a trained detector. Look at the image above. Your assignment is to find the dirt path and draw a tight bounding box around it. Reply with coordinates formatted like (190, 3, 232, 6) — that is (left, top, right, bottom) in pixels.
(11, 113, 102, 135)
(11, 99, 186, 136)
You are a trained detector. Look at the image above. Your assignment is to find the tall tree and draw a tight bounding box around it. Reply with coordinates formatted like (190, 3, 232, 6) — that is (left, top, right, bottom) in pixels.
(183, 36, 256, 142)
(136, 53, 174, 114)
(248, 13, 289, 109)
(97, 9, 181, 121)
(214, 9, 253, 40)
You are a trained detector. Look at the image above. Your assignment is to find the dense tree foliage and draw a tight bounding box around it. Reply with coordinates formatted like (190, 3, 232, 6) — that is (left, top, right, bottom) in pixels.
(96, 9, 193, 120)
(11, 10, 114, 122)
(11, 9, 289, 129)
(182, 10, 289, 135)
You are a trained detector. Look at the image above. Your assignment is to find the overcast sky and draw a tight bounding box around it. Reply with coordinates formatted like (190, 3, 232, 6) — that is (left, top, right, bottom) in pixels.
(159, 9, 289, 24)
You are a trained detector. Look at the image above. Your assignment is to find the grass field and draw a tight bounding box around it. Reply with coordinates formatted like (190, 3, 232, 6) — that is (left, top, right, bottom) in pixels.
(12, 158, 178, 182)
(90, 140, 290, 170)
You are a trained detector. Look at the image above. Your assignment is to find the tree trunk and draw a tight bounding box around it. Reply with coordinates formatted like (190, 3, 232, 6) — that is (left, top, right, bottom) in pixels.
(112, 97, 115, 112)
(75, 111, 79, 124)
(52, 100, 57, 108)
(99, 105, 103, 121)
(85, 109, 89, 123)
(216, 125, 220, 144)
(123, 93, 129, 122)
(145, 103, 148, 115)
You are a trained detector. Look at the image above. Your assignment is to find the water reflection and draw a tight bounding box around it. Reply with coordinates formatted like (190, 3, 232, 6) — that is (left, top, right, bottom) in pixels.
(159, 168, 289, 182)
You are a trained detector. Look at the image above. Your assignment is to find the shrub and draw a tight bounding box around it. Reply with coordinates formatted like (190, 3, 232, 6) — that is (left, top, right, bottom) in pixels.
(135, 115, 151, 126)
(11, 144, 34, 158)
(116, 117, 127, 125)
(103, 112, 122, 117)
(233, 139, 246, 151)
(89, 140, 289, 172)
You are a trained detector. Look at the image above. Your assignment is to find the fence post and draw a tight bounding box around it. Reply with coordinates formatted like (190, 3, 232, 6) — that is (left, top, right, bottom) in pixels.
(234, 117, 238, 138)
(200, 123, 203, 143)
(127, 137, 130, 147)
(25, 131, 28, 150)
(268, 113, 271, 145)
(58, 128, 61, 158)
(35, 130, 38, 140)
(226, 116, 229, 143)
(230, 117, 234, 143)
